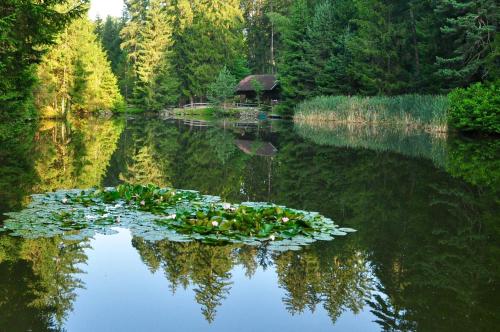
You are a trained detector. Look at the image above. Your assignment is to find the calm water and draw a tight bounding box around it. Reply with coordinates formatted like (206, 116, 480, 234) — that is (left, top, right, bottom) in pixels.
(0, 115, 498, 331)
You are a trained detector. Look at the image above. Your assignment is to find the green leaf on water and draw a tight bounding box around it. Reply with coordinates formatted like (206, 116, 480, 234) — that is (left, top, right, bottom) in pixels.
(0, 184, 356, 251)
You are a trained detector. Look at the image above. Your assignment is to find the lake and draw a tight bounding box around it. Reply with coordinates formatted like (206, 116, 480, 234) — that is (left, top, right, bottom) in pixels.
(0, 114, 498, 331)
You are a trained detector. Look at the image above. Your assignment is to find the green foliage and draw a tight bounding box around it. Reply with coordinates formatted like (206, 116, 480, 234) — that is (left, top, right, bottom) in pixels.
(208, 67, 237, 109)
(435, 0, 498, 88)
(268, 0, 498, 108)
(36, 18, 123, 116)
(446, 137, 500, 189)
(0, 0, 88, 139)
(274, 0, 315, 112)
(241, 0, 292, 74)
(1, 184, 354, 249)
(448, 81, 500, 134)
(119, 0, 246, 108)
(295, 95, 449, 131)
(96, 16, 124, 75)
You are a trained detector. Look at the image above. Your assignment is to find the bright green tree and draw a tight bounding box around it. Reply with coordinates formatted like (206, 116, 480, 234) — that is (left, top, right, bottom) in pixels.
(0, 0, 88, 139)
(208, 67, 237, 109)
(36, 18, 123, 116)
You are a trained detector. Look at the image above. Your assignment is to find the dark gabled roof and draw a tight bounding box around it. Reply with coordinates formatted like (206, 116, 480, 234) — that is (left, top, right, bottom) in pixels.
(236, 75, 278, 92)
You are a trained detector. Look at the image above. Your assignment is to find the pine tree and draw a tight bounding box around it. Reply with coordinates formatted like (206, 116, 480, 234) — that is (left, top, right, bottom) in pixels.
(121, 0, 176, 109)
(0, 0, 88, 138)
(135, 0, 174, 109)
(99, 16, 124, 75)
(170, 0, 246, 103)
(434, 0, 498, 89)
(241, 0, 294, 74)
(36, 18, 123, 116)
(120, 0, 148, 99)
(307, 0, 357, 95)
(275, 0, 315, 111)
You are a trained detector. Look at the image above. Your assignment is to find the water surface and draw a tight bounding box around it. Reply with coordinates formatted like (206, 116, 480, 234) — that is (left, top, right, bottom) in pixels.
(0, 115, 498, 331)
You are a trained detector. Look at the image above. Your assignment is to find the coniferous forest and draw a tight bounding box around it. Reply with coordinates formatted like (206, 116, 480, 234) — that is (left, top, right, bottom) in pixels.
(1, 0, 498, 133)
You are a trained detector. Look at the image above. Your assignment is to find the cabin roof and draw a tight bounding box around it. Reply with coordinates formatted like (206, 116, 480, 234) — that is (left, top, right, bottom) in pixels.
(236, 75, 278, 92)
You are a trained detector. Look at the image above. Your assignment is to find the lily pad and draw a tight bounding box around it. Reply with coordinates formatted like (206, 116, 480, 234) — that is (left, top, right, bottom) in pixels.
(1, 184, 356, 251)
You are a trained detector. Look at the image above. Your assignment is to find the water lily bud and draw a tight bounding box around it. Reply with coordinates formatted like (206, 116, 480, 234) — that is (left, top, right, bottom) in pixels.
(140, 200, 146, 206)
(212, 221, 219, 227)
(222, 203, 231, 210)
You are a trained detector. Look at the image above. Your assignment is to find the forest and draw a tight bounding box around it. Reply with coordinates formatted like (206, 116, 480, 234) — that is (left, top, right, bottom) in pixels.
(1, 0, 498, 136)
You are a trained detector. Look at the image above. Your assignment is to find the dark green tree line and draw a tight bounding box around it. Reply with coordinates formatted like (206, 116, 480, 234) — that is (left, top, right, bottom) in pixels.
(271, 0, 498, 112)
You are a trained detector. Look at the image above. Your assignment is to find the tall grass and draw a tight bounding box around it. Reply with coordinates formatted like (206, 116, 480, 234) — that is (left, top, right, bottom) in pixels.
(294, 95, 449, 132)
(295, 122, 448, 167)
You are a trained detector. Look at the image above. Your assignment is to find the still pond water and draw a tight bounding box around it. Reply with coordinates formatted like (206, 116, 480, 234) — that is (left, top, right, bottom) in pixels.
(0, 114, 498, 331)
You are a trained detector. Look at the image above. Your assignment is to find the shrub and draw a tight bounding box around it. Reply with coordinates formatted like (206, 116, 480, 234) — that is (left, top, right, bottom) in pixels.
(448, 81, 500, 134)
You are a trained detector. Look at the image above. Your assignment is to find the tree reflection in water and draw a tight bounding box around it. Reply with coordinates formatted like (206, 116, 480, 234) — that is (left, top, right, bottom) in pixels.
(0, 116, 498, 331)
(132, 237, 373, 324)
(0, 236, 88, 332)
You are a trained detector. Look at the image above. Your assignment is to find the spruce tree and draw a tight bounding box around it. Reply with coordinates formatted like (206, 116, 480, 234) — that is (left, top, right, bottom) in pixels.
(307, 0, 357, 95)
(435, 0, 498, 89)
(0, 0, 88, 136)
(275, 0, 315, 111)
(36, 18, 123, 116)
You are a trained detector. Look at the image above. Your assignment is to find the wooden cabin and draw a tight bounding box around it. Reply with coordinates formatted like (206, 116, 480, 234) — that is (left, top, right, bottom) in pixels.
(236, 75, 280, 104)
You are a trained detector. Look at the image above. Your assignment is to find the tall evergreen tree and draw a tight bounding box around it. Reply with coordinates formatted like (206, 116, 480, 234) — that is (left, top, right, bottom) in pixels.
(435, 0, 498, 89)
(274, 0, 315, 111)
(35, 18, 123, 116)
(241, 0, 293, 74)
(307, 0, 357, 95)
(0, 0, 88, 138)
(170, 0, 247, 103)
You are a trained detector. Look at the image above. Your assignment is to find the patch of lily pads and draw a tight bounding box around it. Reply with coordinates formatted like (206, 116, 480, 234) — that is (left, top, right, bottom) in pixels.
(1, 184, 355, 251)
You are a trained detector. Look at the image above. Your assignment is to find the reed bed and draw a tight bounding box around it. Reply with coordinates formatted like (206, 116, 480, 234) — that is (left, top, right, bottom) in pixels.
(295, 122, 448, 167)
(294, 95, 449, 133)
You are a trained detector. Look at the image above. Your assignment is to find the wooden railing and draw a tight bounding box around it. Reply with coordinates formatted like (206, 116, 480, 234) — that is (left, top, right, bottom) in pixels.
(182, 103, 210, 109)
(180, 102, 260, 109)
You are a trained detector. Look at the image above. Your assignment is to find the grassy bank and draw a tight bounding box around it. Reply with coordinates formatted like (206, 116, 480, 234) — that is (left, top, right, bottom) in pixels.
(294, 95, 449, 132)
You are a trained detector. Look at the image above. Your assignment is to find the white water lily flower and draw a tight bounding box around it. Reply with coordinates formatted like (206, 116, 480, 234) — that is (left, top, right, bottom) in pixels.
(61, 198, 68, 204)
(222, 203, 231, 210)
(282, 217, 289, 223)
(85, 215, 97, 220)
(270, 235, 276, 241)
(166, 214, 177, 220)
(102, 213, 110, 218)
(140, 200, 146, 206)
(212, 221, 219, 227)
